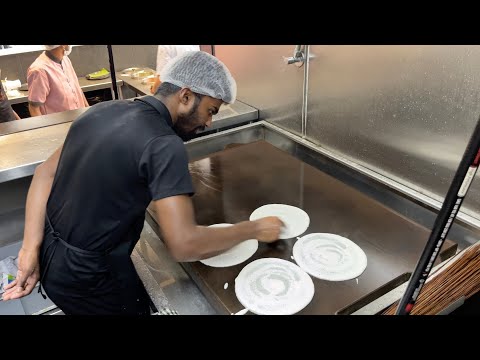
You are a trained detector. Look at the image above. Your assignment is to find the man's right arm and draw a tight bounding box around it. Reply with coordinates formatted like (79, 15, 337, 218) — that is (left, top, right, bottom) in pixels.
(152, 194, 283, 262)
(23, 144, 63, 252)
(2, 144, 63, 300)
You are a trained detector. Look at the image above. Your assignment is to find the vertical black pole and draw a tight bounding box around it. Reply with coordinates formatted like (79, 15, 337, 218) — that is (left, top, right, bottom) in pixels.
(396, 116, 480, 315)
(107, 45, 119, 100)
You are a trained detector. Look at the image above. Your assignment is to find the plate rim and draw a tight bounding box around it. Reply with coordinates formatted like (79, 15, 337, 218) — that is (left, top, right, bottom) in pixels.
(249, 204, 310, 239)
(292, 232, 368, 281)
(234, 257, 315, 315)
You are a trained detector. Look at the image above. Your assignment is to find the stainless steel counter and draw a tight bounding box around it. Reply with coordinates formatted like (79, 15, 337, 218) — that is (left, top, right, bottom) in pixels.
(78, 76, 123, 93)
(118, 72, 152, 97)
(0, 108, 87, 136)
(0, 122, 71, 183)
(0, 98, 258, 184)
(133, 221, 217, 315)
(7, 77, 124, 105)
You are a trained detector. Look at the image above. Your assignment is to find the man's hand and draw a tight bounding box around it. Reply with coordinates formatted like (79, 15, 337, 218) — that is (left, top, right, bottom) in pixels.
(2, 247, 40, 301)
(253, 216, 284, 243)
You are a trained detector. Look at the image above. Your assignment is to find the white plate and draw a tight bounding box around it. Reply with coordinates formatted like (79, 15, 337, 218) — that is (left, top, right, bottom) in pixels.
(293, 233, 367, 281)
(234, 258, 315, 315)
(249, 204, 310, 239)
(200, 224, 258, 268)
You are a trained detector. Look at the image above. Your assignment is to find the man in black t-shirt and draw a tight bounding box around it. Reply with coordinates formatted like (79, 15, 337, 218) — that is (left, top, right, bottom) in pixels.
(2, 51, 283, 314)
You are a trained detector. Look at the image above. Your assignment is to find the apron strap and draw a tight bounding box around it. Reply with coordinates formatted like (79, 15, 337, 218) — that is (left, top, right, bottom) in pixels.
(39, 213, 106, 299)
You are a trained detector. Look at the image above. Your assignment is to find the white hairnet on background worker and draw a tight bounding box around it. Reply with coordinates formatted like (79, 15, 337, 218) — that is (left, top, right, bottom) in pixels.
(44, 45, 62, 50)
(160, 51, 237, 104)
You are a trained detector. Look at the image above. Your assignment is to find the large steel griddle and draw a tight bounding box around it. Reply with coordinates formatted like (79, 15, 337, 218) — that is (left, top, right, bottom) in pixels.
(147, 139, 457, 315)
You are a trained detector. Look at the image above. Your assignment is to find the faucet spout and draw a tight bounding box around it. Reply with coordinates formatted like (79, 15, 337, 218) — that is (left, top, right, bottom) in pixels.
(284, 45, 305, 66)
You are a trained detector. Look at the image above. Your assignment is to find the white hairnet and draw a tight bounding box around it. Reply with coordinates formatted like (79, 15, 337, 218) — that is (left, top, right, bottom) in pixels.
(44, 45, 61, 50)
(160, 51, 237, 104)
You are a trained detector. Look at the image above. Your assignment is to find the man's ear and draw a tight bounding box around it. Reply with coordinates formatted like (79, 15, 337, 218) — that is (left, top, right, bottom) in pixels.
(179, 88, 193, 105)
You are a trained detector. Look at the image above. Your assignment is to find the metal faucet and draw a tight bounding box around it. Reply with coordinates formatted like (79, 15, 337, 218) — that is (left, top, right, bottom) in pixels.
(284, 45, 306, 66)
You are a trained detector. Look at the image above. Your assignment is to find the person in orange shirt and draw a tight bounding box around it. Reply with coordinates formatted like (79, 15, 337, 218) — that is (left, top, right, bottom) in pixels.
(27, 45, 89, 117)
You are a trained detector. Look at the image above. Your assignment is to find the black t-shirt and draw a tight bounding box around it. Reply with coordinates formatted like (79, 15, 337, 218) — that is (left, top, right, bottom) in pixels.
(46, 96, 194, 252)
(0, 83, 16, 123)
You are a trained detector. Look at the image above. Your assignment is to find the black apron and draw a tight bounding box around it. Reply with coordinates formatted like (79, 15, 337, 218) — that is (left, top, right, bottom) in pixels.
(38, 213, 153, 315)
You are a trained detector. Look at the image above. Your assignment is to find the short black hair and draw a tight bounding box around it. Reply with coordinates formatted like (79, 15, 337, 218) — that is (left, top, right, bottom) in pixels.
(155, 82, 204, 100)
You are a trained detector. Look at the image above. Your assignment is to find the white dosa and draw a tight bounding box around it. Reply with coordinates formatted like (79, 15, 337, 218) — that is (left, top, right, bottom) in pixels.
(235, 258, 315, 315)
(249, 204, 310, 239)
(200, 224, 258, 267)
(293, 233, 367, 281)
